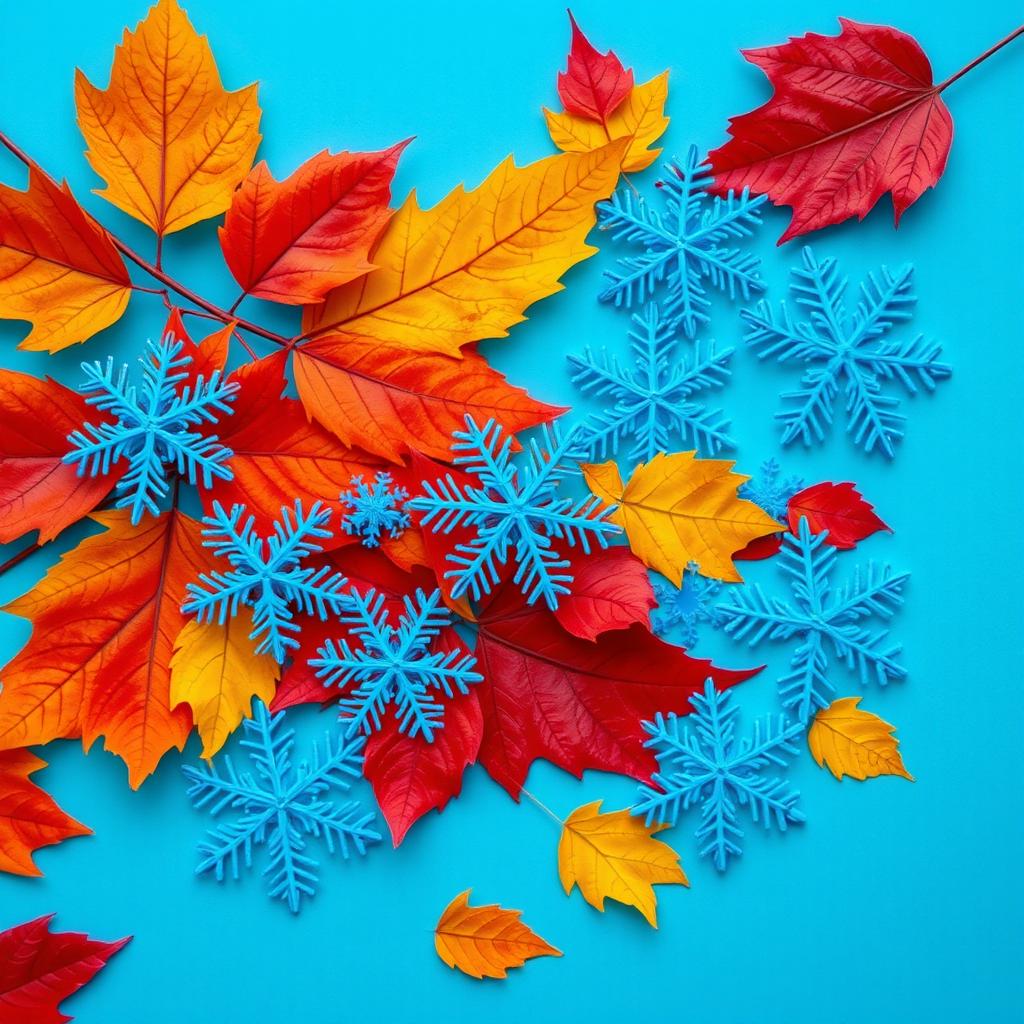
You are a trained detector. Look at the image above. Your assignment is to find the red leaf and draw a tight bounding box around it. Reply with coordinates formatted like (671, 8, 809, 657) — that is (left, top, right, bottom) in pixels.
(161, 308, 231, 385)
(219, 144, 408, 305)
(557, 13, 634, 122)
(0, 914, 129, 1024)
(733, 533, 783, 561)
(788, 481, 890, 550)
(709, 18, 954, 241)
(553, 546, 654, 641)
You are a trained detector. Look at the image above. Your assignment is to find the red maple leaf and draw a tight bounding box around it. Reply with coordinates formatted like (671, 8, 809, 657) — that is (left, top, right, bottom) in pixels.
(557, 13, 634, 122)
(788, 481, 890, 550)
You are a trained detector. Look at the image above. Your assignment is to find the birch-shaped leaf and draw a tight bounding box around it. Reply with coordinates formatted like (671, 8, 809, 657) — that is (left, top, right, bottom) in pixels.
(808, 697, 913, 781)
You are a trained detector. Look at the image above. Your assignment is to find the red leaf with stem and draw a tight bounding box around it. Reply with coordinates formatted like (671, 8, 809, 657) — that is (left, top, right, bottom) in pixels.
(557, 13, 634, 122)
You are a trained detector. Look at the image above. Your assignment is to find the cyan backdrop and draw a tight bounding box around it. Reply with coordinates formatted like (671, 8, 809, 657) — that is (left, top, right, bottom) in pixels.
(1, 1, 1022, 1021)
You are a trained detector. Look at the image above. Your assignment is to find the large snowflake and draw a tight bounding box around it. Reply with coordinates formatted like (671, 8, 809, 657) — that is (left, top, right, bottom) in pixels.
(340, 472, 410, 547)
(568, 302, 734, 462)
(651, 566, 723, 648)
(310, 586, 481, 743)
(183, 500, 349, 663)
(64, 335, 238, 524)
(407, 416, 620, 610)
(742, 247, 952, 458)
(183, 700, 380, 913)
(739, 459, 804, 521)
(597, 145, 767, 338)
(717, 517, 908, 722)
(634, 679, 805, 871)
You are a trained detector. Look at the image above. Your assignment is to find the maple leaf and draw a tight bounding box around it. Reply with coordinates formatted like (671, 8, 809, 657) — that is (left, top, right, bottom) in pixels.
(434, 890, 561, 980)
(556, 13, 634, 122)
(0, 166, 131, 352)
(582, 454, 781, 585)
(788, 482, 890, 550)
(219, 144, 407, 305)
(0, 750, 90, 877)
(0, 915, 129, 1024)
(75, 0, 261, 237)
(558, 800, 688, 927)
(808, 696, 913, 781)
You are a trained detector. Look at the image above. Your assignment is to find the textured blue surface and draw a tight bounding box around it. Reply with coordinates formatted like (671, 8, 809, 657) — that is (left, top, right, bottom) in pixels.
(1, 2, 1022, 1021)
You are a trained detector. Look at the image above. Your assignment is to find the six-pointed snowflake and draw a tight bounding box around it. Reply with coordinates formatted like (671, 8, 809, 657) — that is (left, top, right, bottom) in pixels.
(742, 247, 952, 458)
(310, 587, 481, 742)
(407, 416, 620, 609)
(739, 459, 804, 520)
(651, 566, 723, 648)
(634, 679, 805, 871)
(568, 302, 734, 462)
(717, 517, 908, 722)
(340, 472, 410, 547)
(183, 500, 349, 663)
(64, 335, 238, 524)
(597, 145, 767, 338)
(183, 700, 380, 913)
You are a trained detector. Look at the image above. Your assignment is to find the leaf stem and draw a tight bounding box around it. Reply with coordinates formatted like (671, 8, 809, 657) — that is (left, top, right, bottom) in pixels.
(939, 23, 1024, 92)
(519, 786, 565, 828)
(0, 539, 43, 577)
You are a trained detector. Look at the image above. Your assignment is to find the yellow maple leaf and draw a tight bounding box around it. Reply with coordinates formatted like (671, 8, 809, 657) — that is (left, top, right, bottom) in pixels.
(558, 800, 687, 927)
(434, 889, 562, 980)
(544, 71, 670, 172)
(809, 697, 914, 782)
(300, 140, 627, 357)
(582, 453, 781, 585)
(75, 0, 261, 236)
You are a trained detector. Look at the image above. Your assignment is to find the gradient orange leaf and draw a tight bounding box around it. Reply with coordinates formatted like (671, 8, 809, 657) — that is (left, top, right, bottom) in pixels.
(809, 697, 914, 782)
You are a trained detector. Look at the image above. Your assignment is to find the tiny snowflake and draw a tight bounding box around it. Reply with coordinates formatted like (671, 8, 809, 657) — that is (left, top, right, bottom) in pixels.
(742, 246, 952, 458)
(651, 567, 723, 648)
(717, 517, 908, 722)
(183, 500, 349, 663)
(340, 472, 410, 547)
(738, 459, 804, 521)
(407, 416, 620, 610)
(597, 145, 767, 338)
(310, 587, 481, 742)
(183, 700, 380, 913)
(64, 335, 238, 524)
(568, 302, 734, 462)
(634, 679, 805, 871)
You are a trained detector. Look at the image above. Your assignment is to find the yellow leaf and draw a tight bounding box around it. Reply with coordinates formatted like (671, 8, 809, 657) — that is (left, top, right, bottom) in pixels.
(809, 697, 914, 782)
(301, 141, 627, 357)
(434, 889, 562, 980)
(582, 453, 781, 585)
(557, 800, 687, 927)
(170, 610, 278, 759)
(75, 0, 261, 236)
(544, 71, 670, 172)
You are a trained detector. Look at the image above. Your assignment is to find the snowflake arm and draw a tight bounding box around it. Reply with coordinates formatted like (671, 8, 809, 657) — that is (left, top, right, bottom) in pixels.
(651, 567, 723, 647)
(341, 472, 410, 547)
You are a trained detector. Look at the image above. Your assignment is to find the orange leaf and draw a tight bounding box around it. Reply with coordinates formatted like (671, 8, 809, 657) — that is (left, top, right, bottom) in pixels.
(0, 166, 131, 352)
(75, 0, 261, 236)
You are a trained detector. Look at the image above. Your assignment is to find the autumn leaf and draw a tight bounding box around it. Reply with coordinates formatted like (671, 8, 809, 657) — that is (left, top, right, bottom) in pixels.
(809, 697, 913, 782)
(219, 144, 407, 305)
(75, 0, 261, 237)
(163, 307, 231, 385)
(558, 800, 687, 926)
(0, 750, 90, 877)
(556, 13, 634, 121)
(0, 166, 131, 352)
(582, 454, 780, 585)
(788, 482, 890, 551)
(434, 890, 561, 980)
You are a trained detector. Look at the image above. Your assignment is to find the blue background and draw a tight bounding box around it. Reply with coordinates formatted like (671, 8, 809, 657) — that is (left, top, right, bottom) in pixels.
(1, 2, 1022, 1021)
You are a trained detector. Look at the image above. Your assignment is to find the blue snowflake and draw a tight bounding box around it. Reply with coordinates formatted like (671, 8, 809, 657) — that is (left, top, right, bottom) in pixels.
(597, 145, 767, 338)
(182, 500, 349, 663)
(651, 567, 723, 648)
(634, 679, 805, 871)
(742, 247, 952, 458)
(309, 587, 481, 743)
(739, 459, 804, 521)
(340, 472, 410, 547)
(717, 517, 908, 722)
(568, 303, 734, 462)
(407, 416, 620, 610)
(64, 335, 238, 524)
(183, 700, 380, 914)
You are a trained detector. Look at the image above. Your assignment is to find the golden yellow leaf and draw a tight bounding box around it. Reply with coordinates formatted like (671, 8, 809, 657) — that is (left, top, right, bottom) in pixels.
(75, 0, 261, 236)
(544, 71, 670, 172)
(557, 800, 687, 927)
(434, 889, 562, 980)
(301, 141, 627, 357)
(582, 453, 781, 585)
(170, 610, 278, 760)
(809, 697, 914, 782)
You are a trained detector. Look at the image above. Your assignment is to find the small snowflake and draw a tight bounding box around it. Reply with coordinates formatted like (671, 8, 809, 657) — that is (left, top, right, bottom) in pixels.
(64, 335, 238, 524)
(183, 700, 380, 913)
(717, 516, 908, 721)
(407, 416, 620, 610)
(568, 303, 734, 462)
(183, 500, 349, 663)
(742, 246, 952, 458)
(738, 459, 804, 521)
(651, 567, 723, 648)
(634, 679, 805, 871)
(597, 145, 767, 338)
(340, 472, 410, 547)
